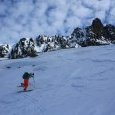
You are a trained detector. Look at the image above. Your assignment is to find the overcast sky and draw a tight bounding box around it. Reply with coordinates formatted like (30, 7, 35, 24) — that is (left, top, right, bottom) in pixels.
(0, 0, 115, 43)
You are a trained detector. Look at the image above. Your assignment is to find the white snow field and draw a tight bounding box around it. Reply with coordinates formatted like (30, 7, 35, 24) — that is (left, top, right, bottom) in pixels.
(0, 45, 115, 115)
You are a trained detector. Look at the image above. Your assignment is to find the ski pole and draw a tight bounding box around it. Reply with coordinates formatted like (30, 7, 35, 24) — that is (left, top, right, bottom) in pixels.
(33, 76, 35, 88)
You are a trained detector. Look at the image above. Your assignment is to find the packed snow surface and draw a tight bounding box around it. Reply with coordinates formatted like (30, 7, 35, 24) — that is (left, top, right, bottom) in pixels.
(0, 45, 115, 115)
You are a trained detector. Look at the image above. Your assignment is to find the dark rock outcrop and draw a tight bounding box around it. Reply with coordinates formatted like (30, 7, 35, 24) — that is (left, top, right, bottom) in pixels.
(35, 35, 75, 52)
(1, 18, 115, 59)
(9, 38, 37, 59)
(71, 18, 114, 47)
(0, 44, 10, 57)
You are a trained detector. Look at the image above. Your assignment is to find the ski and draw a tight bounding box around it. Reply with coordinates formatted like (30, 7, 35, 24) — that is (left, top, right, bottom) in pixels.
(17, 89, 33, 93)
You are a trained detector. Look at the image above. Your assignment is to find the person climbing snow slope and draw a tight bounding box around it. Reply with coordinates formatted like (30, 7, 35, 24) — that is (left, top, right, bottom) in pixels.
(22, 72, 34, 91)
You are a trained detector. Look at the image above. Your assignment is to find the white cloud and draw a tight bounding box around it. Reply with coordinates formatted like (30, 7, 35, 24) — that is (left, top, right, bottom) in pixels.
(0, 0, 114, 43)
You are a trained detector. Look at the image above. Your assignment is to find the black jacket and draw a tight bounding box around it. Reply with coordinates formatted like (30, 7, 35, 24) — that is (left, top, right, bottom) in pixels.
(23, 72, 31, 79)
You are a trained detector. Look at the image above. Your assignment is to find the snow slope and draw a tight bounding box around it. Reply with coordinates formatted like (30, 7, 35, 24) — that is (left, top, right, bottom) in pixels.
(0, 45, 115, 115)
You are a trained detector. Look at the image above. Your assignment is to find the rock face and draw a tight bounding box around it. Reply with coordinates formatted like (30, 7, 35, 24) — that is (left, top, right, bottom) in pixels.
(1, 18, 115, 59)
(71, 18, 115, 47)
(35, 35, 78, 52)
(103, 24, 115, 43)
(0, 44, 10, 57)
(8, 35, 79, 59)
(91, 18, 104, 39)
(9, 38, 37, 59)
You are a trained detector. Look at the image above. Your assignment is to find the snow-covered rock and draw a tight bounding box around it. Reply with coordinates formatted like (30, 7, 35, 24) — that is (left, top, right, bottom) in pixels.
(1, 18, 115, 59)
(0, 44, 10, 57)
(35, 35, 77, 52)
(9, 38, 37, 59)
(71, 18, 115, 46)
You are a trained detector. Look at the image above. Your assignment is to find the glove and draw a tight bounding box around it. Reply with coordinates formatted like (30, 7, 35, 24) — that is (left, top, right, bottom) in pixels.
(30, 73, 34, 78)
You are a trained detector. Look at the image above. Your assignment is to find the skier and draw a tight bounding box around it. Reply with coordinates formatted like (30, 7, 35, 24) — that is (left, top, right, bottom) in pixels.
(21, 72, 34, 91)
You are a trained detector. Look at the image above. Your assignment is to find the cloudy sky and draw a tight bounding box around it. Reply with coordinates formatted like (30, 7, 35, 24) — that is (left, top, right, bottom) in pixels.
(0, 0, 115, 43)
